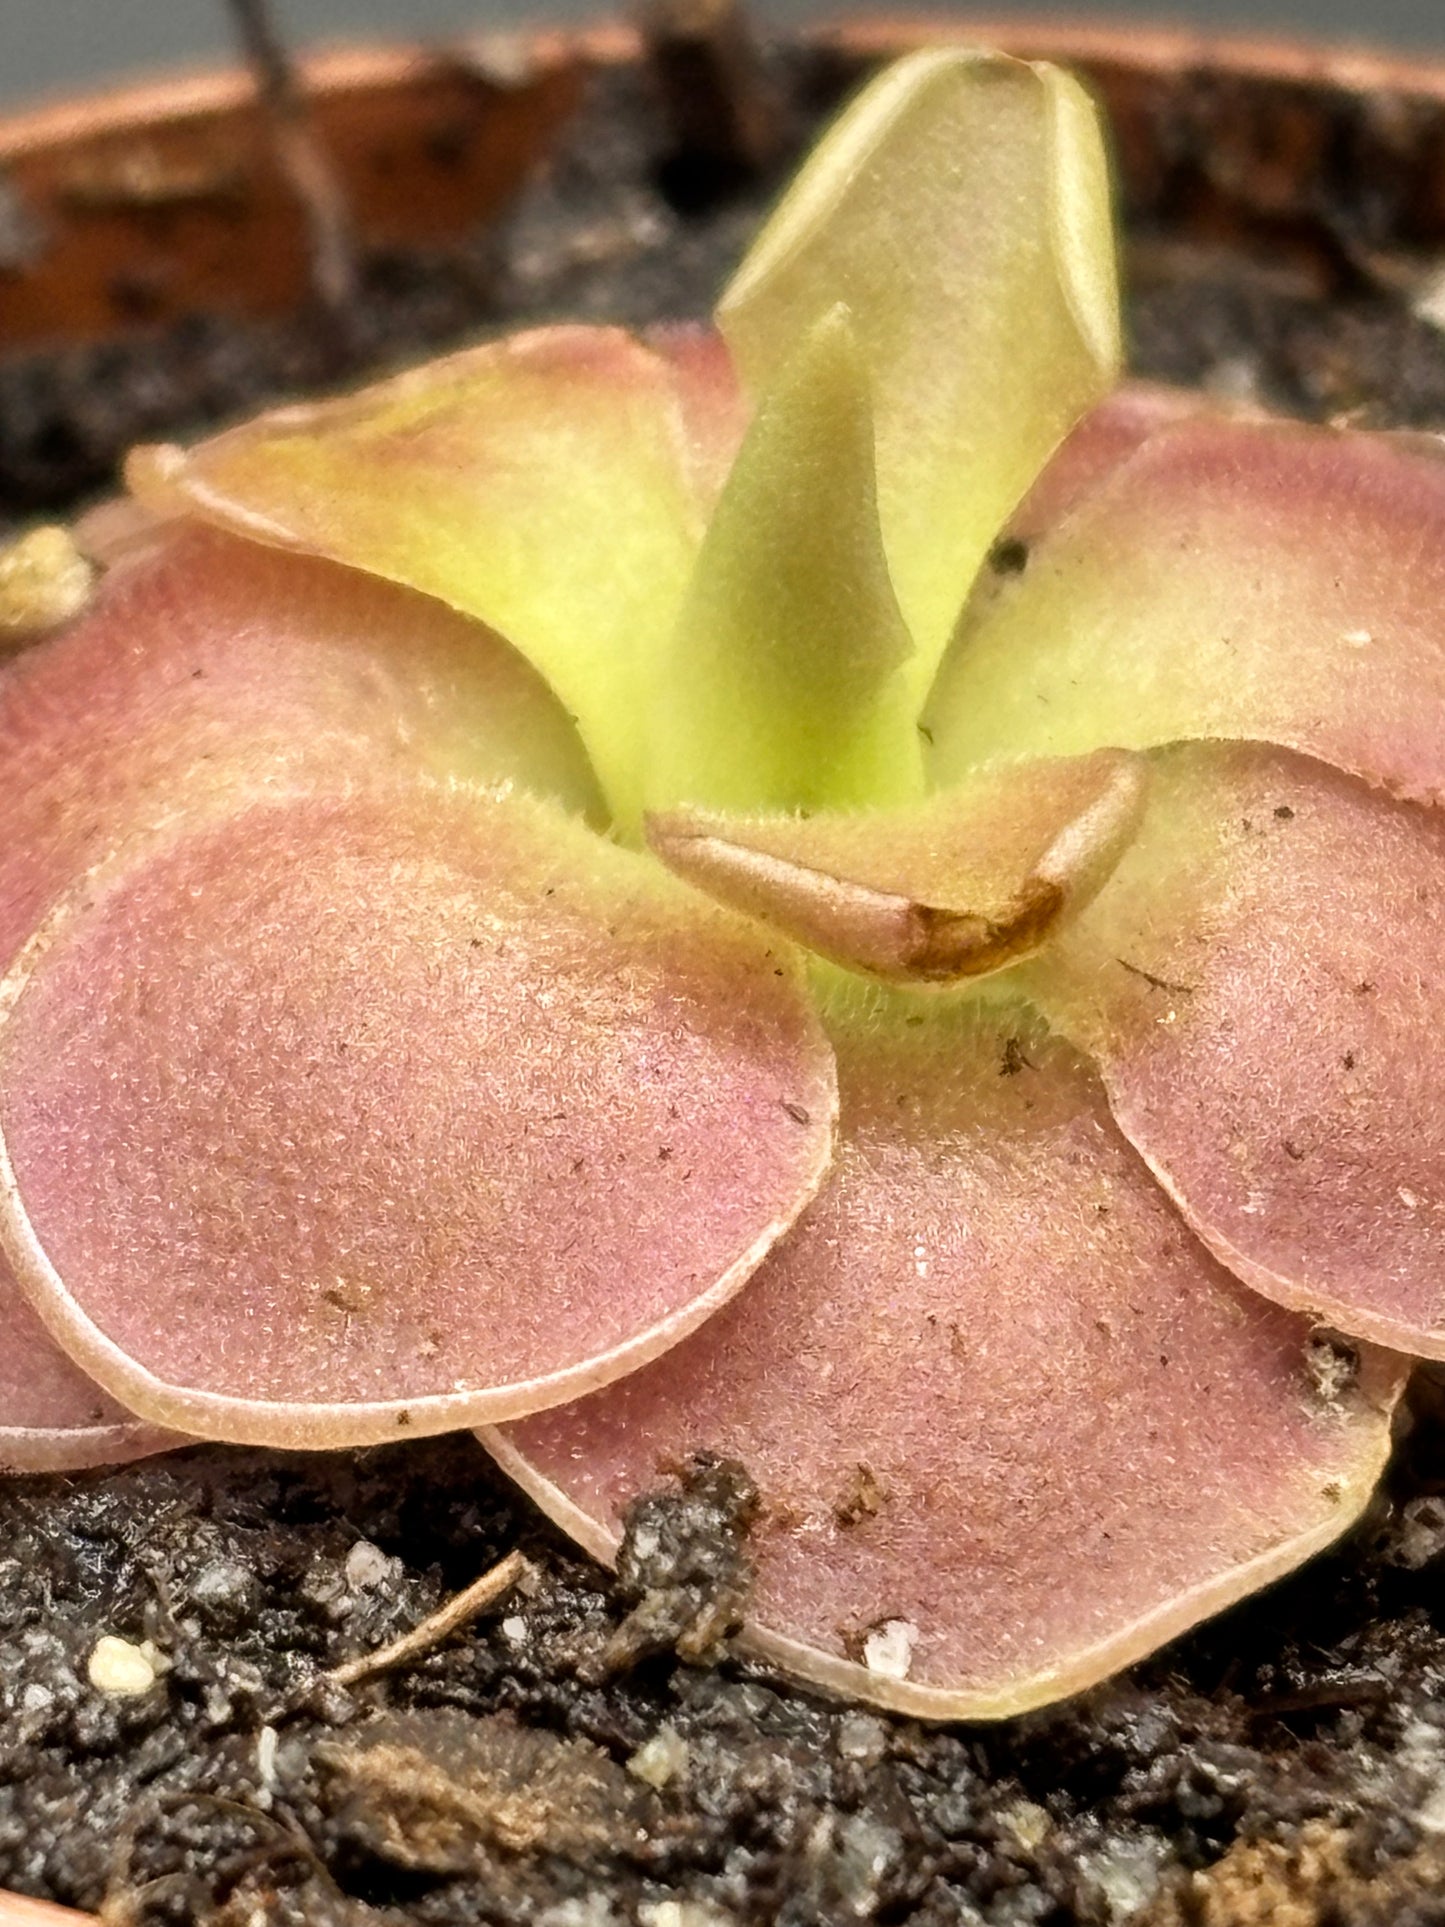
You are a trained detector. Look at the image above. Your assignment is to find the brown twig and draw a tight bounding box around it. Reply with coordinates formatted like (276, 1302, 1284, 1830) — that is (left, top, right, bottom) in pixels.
(225, 0, 358, 313)
(635, 0, 786, 182)
(327, 1549, 531, 1688)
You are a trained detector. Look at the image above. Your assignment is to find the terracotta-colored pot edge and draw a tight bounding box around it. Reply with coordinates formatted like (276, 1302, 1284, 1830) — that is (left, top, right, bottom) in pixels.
(7, 12, 1445, 350)
(4, 11, 1445, 163)
(831, 12, 1445, 97)
(0, 35, 584, 161)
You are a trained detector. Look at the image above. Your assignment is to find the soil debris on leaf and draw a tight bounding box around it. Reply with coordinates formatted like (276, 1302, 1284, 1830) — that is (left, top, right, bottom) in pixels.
(599, 1452, 761, 1674)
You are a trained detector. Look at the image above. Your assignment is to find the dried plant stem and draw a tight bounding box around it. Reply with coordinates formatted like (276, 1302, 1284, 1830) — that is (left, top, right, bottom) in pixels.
(636, 0, 785, 175)
(226, 0, 358, 313)
(327, 1549, 531, 1688)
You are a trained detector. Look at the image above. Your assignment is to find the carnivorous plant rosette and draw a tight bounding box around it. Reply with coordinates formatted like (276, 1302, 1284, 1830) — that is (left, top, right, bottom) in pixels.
(0, 47, 1441, 1719)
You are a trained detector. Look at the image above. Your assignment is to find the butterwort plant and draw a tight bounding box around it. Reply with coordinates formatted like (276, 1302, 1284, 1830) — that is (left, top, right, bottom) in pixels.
(0, 46, 1441, 1719)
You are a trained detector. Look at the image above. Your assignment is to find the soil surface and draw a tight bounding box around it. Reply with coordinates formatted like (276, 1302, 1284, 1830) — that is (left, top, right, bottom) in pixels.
(6, 39, 1445, 1927)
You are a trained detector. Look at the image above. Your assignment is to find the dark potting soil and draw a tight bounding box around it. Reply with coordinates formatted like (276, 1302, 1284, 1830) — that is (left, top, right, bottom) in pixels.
(6, 38, 1445, 1927)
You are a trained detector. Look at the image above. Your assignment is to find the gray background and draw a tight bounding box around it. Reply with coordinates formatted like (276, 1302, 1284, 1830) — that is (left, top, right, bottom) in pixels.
(2, 0, 1444, 109)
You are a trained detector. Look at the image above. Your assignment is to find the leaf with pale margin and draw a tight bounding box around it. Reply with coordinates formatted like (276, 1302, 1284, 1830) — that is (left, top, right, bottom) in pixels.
(1022, 742, 1445, 1357)
(128, 328, 730, 832)
(647, 749, 1146, 982)
(0, 781, 836, 1447)
(719, 47, 1121, 691)
(488, 993, 1402, 1719)
(927, 418, 1445, 803)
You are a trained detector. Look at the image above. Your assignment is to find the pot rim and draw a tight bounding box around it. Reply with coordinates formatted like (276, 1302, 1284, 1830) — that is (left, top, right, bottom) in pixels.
(834, 13, 1445, 97)
(2, 10, 1445, 162)
(6, 10, 1445, 354)
(0, 36, 579, 161)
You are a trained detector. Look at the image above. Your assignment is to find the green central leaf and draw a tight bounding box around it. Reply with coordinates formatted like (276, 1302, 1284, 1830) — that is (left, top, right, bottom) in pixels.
(648, 309, 922, 814)
(719, 47, 1121, 698)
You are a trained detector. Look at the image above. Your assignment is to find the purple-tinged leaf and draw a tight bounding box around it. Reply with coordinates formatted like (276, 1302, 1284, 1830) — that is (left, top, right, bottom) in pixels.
(928, 417, 1445, 803)
(1023, 742, 1445, 1356)
(0, 522, 602, 954)
(0, 783, 835, 1446)
(1004, 381, 1236, 550)
(487, 995, 1402, 1719)
(0, 1287, 176, 1473)
(0, 526, 601, 1454)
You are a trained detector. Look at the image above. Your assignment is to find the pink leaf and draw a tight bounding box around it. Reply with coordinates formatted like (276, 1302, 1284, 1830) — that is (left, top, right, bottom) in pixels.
(0, 782, 835, 1446)
(1023, 742, 1445, 1356)
(0, 522, 602, 951)
(927, 416, 1445, 804)
(0, 1286, 175, 1473)
(487, 995, 1402, 1718)
(0, 525, 602, 1451)
(1003, 381, 1243, 548)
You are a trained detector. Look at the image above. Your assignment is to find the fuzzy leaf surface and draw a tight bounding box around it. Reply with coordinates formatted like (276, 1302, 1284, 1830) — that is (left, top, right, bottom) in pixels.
(1022, 743, 1445, 1356)
(0, 525, 600, 1457)
(0, 784, 835, 1446)
(488, 995, 1401, 1719)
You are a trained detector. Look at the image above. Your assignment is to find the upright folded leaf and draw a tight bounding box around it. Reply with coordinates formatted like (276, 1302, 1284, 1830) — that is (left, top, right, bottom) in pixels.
(649, 311, 921, 814)
(719, 47, 1121, 688)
